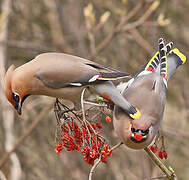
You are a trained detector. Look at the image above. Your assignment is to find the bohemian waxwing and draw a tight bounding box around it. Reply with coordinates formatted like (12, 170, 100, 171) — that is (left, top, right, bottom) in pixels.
(3, 53, 141, 118)
(113, 38, 186, 150)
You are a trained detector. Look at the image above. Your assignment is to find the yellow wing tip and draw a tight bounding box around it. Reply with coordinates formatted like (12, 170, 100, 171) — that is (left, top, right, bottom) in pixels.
(98, 77, 117, 81)
(171, 48, 187, 64)
(130, 108, 141, 119)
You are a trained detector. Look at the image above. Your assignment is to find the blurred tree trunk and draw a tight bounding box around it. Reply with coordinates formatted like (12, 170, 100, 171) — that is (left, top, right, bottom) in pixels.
(0, 0, 22, 179)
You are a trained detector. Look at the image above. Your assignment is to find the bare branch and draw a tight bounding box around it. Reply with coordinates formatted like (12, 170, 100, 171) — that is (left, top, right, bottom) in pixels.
(128, 28, 154, 55)
(88, 156, 101, 180)
(144, 147, 177, 180)
(122, 1, 160, 33)
(89, 0, 143, 59)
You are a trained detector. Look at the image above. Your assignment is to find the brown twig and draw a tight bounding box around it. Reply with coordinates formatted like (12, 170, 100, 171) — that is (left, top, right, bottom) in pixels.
(0, 100, 55, 169)
(88, 142, 123, 180)
(85, 18, 96, 55)
(121, 1, 160, 33)
(3, 40, 54, 52)
(89, 0, 143, 59)
(88, 155, 101, 180)
(111, 142, 123, 151)
(144, 147, 177, 180)
(128, 28, 154, 55)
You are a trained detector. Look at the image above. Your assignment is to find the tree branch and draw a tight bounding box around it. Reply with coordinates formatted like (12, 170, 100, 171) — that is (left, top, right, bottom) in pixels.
(128, 28, 154, 55)
(89, 0, 143, 59)
(144, 147, 177, 180)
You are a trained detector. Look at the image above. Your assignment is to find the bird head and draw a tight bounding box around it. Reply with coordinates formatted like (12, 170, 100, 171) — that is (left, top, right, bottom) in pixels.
(130, 122, 150, 143)
(4, 65, 30, 115)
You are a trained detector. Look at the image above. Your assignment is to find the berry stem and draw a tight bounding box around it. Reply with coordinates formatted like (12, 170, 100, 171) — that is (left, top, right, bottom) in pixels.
(88, 155, 101, 180)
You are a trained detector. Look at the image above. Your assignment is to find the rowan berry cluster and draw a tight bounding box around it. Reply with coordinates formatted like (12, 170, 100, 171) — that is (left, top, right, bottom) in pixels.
(54, 120, 112, 165)
(54, 99, 113, 165)
(149, 144, 168, 159)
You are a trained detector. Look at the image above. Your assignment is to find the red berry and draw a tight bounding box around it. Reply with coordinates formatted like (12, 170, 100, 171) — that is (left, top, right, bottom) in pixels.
(105, 116, 112, 123)
(96, 122, 102, 129)
(149, 145, 154, 152)
(91, 123, 96, 130)
(107, 149, 113, 157)
(54, 143, 63, 154)
(158, 151, 163, 159)
(163, 150, 168, 159)
(103, 144, 108, 152)
(101, 150, 108, 163)
(149, 145, 158, 153)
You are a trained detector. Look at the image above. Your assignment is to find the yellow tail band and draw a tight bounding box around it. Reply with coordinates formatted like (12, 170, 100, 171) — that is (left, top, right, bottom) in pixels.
(145, 51, 159, 70)
(169, 48, 187, 64)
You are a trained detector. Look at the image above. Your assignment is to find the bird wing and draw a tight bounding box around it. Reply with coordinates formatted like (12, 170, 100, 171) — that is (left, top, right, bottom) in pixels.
(35, 53, 130, 88)
(122, 73, 166, 126)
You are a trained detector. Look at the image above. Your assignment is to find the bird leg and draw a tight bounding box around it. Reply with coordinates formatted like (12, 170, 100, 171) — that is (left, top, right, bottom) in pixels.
(54, 98, 75, 121)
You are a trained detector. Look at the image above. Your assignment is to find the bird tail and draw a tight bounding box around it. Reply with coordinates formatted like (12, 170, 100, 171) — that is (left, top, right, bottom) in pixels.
(135, 41, 173, 78)
(159, 38, 168, 79)
(147, 41, 173, 72)
(166, 48, 186, 80)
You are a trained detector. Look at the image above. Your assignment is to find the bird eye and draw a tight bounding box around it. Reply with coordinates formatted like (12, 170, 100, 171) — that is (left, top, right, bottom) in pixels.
(12, 93, 20, 103)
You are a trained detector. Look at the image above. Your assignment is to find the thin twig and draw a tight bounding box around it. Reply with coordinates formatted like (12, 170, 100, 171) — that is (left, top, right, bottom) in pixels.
(89, 0, 143, 59)
(144, 147, 177, 180)
(128, 28, 154, 55)
(111, 142, 123, 151)
(81, 88, 87, 121)
(122, 1, 159, 33)
(84, 100, 107, 107)
(88, 142, 123, 180)
(88, 155, 101, 180)
(85, 19, 96, 55)
(0, 100, 55, 169)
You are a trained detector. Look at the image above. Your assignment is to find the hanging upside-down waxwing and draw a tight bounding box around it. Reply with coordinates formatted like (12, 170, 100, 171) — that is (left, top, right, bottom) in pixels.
(113, 38, 186, 149)
(3, 53, 141, 118)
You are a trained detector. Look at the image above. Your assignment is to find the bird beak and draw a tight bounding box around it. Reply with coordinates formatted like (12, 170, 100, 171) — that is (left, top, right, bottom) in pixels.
(14, 94, 30, 115)
(15, 103, 22, 115)
(17, 105, 22, 115)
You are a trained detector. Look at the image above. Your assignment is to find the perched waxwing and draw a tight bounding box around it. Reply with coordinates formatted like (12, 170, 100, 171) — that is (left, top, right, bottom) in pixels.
(4, 53, 141, 118)
(113, 38, 186, 149)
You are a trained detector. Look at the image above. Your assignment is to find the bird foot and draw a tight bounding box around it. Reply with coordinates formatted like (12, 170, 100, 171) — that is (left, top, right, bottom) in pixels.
(54, 98, 75, 120)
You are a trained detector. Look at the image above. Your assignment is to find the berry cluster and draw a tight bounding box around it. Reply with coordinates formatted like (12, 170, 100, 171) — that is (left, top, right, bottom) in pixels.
(149, 144, 168, 159)
(54, 120, 112, 165)
(54, 99, 113, 165)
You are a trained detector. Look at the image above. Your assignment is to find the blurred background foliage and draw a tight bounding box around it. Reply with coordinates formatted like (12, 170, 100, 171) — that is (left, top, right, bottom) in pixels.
(0, 0, 188, 179)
